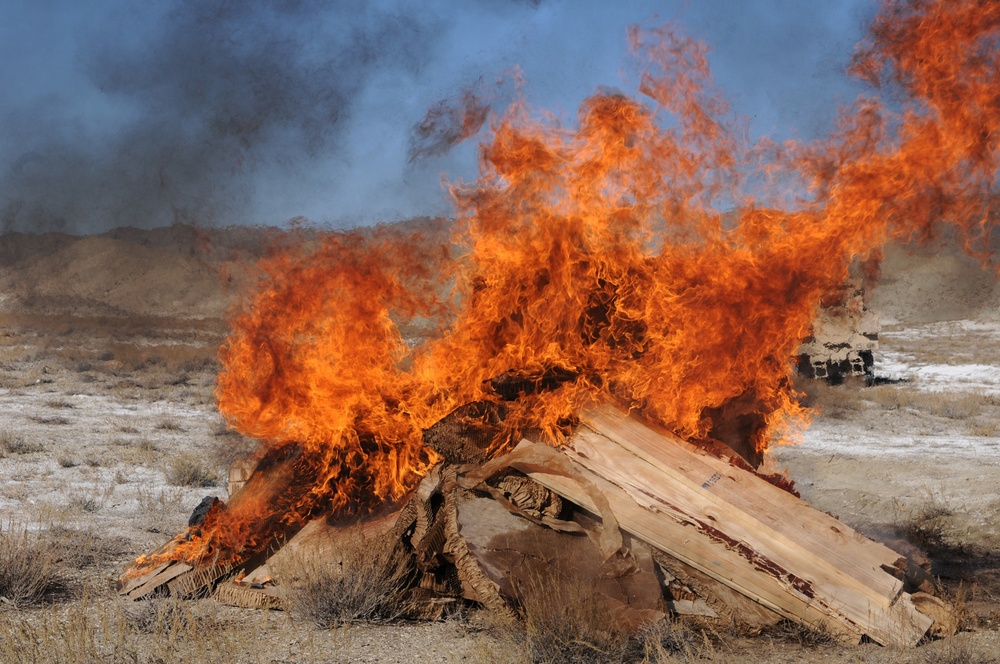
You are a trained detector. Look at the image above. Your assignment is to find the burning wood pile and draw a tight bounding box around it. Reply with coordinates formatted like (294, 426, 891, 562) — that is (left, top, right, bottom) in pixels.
(122, 0, 995, 650)
(121, 401, 950, 647)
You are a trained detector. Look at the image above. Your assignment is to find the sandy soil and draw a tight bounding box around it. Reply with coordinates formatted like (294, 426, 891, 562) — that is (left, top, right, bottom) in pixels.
(1, 228, 999, 662)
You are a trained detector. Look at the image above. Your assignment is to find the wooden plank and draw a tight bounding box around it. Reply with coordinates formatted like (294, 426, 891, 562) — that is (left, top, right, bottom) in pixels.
(167, 564, 234, 599)
(121, 561, 193, 601)
(569, 428, 898, 612)
(521, 460, 860, 642)
(579, 410, 941, 639)
(581, 406, 906, 593)
(562, 431, 930, 645)
(514, 431, 931, 646)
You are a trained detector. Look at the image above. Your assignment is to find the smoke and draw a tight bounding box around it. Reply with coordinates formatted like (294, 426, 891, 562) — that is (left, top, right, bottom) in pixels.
(1, 1, 443, 232)
(0, 0, 872, 234)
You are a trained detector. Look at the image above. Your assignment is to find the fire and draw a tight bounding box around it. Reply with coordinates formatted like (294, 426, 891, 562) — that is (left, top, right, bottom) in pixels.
(148, 0, 999, 568)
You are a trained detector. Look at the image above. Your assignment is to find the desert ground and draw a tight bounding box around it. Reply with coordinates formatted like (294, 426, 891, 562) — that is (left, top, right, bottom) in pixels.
(1, 226, 999, 663)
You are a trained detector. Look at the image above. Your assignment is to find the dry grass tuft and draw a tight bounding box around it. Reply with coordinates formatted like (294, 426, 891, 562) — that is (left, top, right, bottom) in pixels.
(165, 452, 220, 488)
(1, 431, 43, 455)
(154, 418, 185, 432)
(29, 415, 72, 426)
(277, 530, 416, 627)
(901, 502, 956, 556)
(967, 421, 999, 437)
(922, 639, 999, 664)
(488, 571, 677, 663)
(113, 421, 140, 434)
(42, 526, 131, 572)
(862, 387, 991, 420)
(113, 437, 160, 466)
(760, 618, 837, 649)
(0, 599, 272, 664)
(519, 574, 632, 662)
(0, 524, 70, 608)
(797, 379, 865, 418)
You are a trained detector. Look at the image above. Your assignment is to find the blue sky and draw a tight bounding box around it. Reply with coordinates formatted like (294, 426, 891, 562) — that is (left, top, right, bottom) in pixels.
(0, 0, 874, 233)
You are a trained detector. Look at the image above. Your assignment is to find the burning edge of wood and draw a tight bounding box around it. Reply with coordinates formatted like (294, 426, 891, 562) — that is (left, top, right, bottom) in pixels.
(119, 404, 953, 647)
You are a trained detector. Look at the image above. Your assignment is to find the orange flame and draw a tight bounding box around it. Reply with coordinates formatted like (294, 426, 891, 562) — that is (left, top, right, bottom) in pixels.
(148, 0, 999, 568)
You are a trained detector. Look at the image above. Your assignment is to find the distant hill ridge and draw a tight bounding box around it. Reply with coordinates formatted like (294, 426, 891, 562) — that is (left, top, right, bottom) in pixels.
(1, 218, 996, 324)
(0, 217, 452, 320)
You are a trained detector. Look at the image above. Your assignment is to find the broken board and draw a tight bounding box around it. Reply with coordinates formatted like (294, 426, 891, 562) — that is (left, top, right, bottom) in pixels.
(510, 405, 935, 647)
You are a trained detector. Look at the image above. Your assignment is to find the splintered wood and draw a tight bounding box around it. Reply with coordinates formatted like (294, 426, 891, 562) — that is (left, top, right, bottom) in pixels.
(120, 403, 948, 647)
(514, 405, 934, 647)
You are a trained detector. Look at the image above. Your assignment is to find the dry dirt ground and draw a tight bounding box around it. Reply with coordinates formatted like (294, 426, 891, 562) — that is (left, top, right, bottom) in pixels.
(1, 230, 999, 663)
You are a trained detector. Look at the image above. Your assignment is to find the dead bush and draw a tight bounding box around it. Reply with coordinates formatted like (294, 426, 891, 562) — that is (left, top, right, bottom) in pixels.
(122, 597, 199, 636)
(165, 453, 219, 488)
(154, 418, 185, 432)
(967, 421, 999, 437)
(864, 384, 914, 411)
(0, 599, 269, 664)
(42, 526, 131, 572)
(760, 618, 837, 649)
(0, 431, 42, 455)
(277, 530, 416, 627)
(864, 387, 990, 420)
(500, 571, 642, 663)
(797, 379, 864, 418)
(902, 503, 956, 555)
(57, 455, 78, 468)
(922, 639, 999, 664)
(0, 524, 70, 608)
(29, 415, 71, 426)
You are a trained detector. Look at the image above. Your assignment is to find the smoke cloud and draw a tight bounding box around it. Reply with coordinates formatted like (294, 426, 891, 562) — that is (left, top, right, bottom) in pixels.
(0, 0, 871, 234)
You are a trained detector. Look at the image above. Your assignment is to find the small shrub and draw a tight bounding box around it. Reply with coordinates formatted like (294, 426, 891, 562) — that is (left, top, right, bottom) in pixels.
(864, 385, 912, 411)
(507, 571, 639, 663)
(761, 618, 837, 648)
(123, 597, 198, 636)
(166, 453, 219, 488)
(0, 599, 264, 664)
(902, 503, 955, 554)
(113, 437, 159, 466)
(277, 530, 416, 626)
(0, 524, 70, 608)
(68, 495, 101, 514)
(155, 418, 185, 432)
(42, 526, 131, 572)
(923, 640, 999, 664)
(29, 415, 71, 426)
(57, 456, 78, 468)
(1, 432, 43, 455)
(967, 421, 999, 437)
